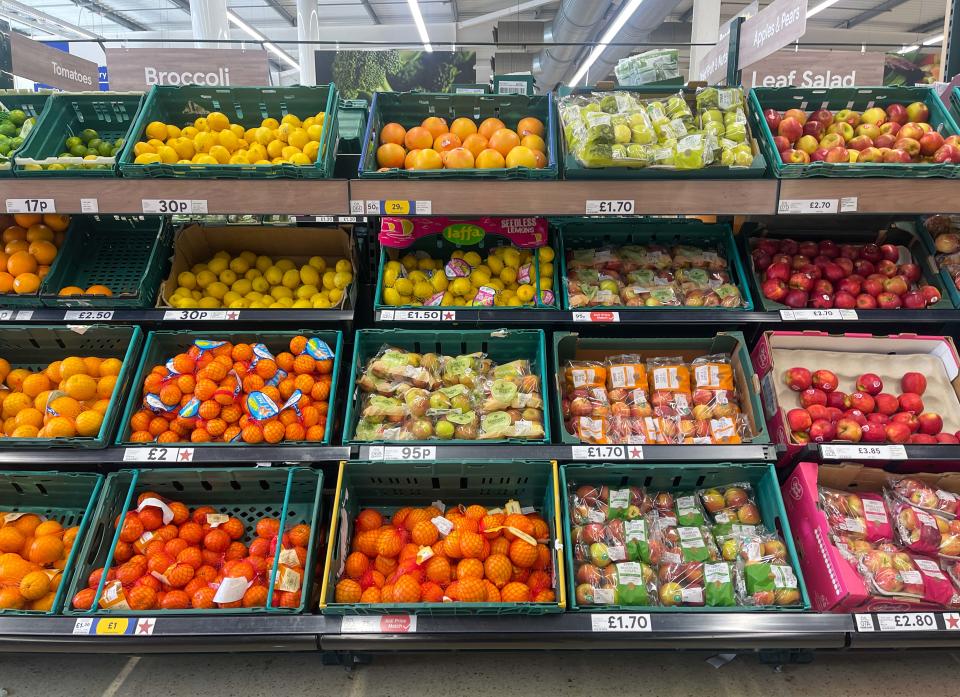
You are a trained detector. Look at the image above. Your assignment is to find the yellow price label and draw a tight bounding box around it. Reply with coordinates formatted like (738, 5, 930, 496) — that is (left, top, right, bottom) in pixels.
(383, 200, 411, 214)
(95, 618, 130, 635)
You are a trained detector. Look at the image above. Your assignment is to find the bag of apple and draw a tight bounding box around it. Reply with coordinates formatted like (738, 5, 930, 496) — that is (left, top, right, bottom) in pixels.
(697, 483, 761, 538)
(887, 495, 955, 558)
(657, 561, 705, 607)
(890, 477, 959, 519)
(704, 560, 737, 607)
(912, 555, 960, 607)
(856, 545, 926, 599)
(819, 487, 894, 543)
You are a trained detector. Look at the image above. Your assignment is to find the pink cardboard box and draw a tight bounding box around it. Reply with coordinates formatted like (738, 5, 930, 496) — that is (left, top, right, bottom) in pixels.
(782, 461, 950, 612)
(751, 331, 960, 465)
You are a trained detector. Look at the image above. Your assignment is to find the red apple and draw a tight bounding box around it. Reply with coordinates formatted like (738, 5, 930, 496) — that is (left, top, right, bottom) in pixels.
(879, 244, 900, 262)
(862, 278, 884, 297)
(857, 146, 883, 162)
(825, 146, 850, 163)
(883, 275, 908, 295)
(783, 289, 808, 308)
(773, 135, 791, 153)
(883, 148, 912, 163)
(875, 133, 897, 149)
(822, 263, 845, 282)
(791, 254, 810, 270)
(856, 373, 883, 395)
(936, 433, 959, 444)
(798, 241, 818, 258)
(761, 278, 788, 301)
(826, 391, 847, 409)
(764, 108, 783, 132)
(920, 131, 945, 156)
(835, 109, 860, 127)
(856, 123, 882, 140)
(784, 108, 808, 126)
(819, 133, 845, 150)
(877, 260, 899, 278)
(797, 134, 820, 155)
(885, 422, 912, 444)
(839, 244, 860, 260)
(906, 102, 930, 123)
(933, 144, 960, 163)
(844, 409, 868, 426)
(812, 370, 839, 392)
(802, 120, 824, 139)
(856, 293, 878, 309)
(918, 412, 943, 436)
(861, 244, 882, 262)
(811, 108, 833, 128)
(836, 418, 863, 442)
(899, 392, 924, 414)
(783, 148, 811, 164)
(861, 422, 886, 442)
(778, 117, 804, 144)
(903, 291, 926, 309)
(909, 433, 937, 444)
(806, 404, 831, 422)
(875, 393, 899, 415)
(847, 135, 873, 151)
(837, 278, 861, 296)
(765, 261, 790, 282)
(885, 103, 908, 125)
(810, 147, 829, 162)
(845, 392, 876, 414)
(810, 419, 837, 443)
(853, 259, 876, 277)
(892, 411, 920, 433)
(784, 367, 813, 391)
(834, 291, 857, 309)
(826, 407, 843, 422)
(898, 263, 921, 283)
(867, 412, 890, 425)
(876, 292, 902, 309)
(800, 388, 828, 408)
(811, 293, 834, 309)
(901, 372, 926, 395)
(880, 121, 902, 137)
(753, 250, 772, 271)
(922, 285, 942, 306)
(894, 137, 921, 158)
(787, 408, 813, 432)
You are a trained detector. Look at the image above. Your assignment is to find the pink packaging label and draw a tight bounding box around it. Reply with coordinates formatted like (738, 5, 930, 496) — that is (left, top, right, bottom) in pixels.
(444, 258, 471, 279)
(862, 494, 893, 542)
(380, 217, 548, 249)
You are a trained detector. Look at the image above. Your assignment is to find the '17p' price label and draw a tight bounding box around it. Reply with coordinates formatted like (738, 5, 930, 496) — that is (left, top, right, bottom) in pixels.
(142, 199, 208, 214)
(586, 200, 635, 215)
(571, 445, 642, 460)
(778, 199, 838, 214)
(820, 444, 907, 461)
(6, 198, 55, 214)
(591, 614, 651, 632)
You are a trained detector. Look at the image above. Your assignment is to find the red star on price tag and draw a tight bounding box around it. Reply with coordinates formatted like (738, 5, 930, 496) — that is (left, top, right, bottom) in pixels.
(136, 618, 155, 635)
(442, 311, 455, 320)
(178, 448, 194, 462)
(226, 311, 239, 320)
(946, 613, 960, 629)
(629, 447, 643, 458)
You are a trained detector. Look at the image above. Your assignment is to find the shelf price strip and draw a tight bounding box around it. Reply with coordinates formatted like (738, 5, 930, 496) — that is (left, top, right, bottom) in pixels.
(142, 199, 208, 214)
(586, 200, 635, 215)
(72, 617, 156, 636)
(778, 199, 838, 215)
(63, 310, 114, 321)
(572, 311, 620, 323)
(571, 445, 643, 460)
(362, 200, 432, 215)
(590, 614, 652, 632)
(0, 310, 34, 321)
(820, 444, 907, 461)
(340, 615, 417, 633)
(123, 446, 194, 463)
(6, 198, 55, 214)
(379, 309, 456, 322)
(855, 612, 960, 632)
(366, 445, 437, 461)
(779, 309, 857, 321)
(162, 310, 238, 321)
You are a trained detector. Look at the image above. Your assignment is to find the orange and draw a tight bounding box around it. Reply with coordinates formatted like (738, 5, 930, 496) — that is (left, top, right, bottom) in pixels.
(490, 536, 511, 557)
(380, 122, 406, 146)
(478, 117, 506, 140)
(444, 147, 475, 169)
(392, 574, 421, 603)
(376, 527, 404, 558)
(356, 509, 383, 532)
(376, 142, 406, 169)
(44, 415, 77, 438)
(450, 117, 478, 141)
(29, 591, 56, 612)
(127, 585, 157, 611)
(97, 374, 117, 400)
(488, 128, 521, 157)
(12, 513, 42, 537)
(160, 590, 190, 609)
(502, 514, 534, 540)
(484, 553, 512, 588)
(242, 585, 268, 608)
(521, 134, 546, 152)
(48, 396, 81, 420)
(99, 358, 122, 377)
(27, 535, 63, 566)
(75, 410, 103, 437)
(71, 587, 95, 610)
(63, 374, 96, 401)
(42, 214, 70, 232)
(34, 520, 62, 537)
(456, 557, 484, 580)
(509, 538, 538, 568)
(500, 581, 531, 602)
(27, 240, 56, 265)
(85, 285, 112, 296)
(7, 250, 36, 276)
(12, 214, 41, 228)
(59, 357, 87, 380)
(484, 580, 501, 602)
(433, 132, 461, 152)
(2, 391, 30, 418)
(58, 286, 84, 296)
(20, 373, 50, 399)
(2, 226, 26, 243)
(4, 240, 28, 255)
(404, 126, 433, 151)
(421, 116, 448, 140)
(12, 273, 39, 295)
(517, 116, 545, 137)
(360, 586, 381, 603)
(19, 570, 50, 600)
(403, 148, 420, 170)
(0, 587, 25, 610)
(0, 526, 25, 553)
(344, 551, 370, 580)
(476, 148, 505, 169)
(505, 145, 537, 169)
(0, 272, 14, 293)
(411, 520, 439, 546)
(335, 578, 362, 603)
(457, 577, 487, 602)
(415, 148, 443, 170)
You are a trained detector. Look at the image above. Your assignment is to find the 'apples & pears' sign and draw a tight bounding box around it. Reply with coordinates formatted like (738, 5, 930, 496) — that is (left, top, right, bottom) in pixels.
(743, 50, 885, 88)
(738, 0, 807, 69)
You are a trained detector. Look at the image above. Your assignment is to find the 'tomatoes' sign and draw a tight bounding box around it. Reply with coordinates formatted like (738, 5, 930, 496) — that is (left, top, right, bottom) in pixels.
(7, 32, 99, 90)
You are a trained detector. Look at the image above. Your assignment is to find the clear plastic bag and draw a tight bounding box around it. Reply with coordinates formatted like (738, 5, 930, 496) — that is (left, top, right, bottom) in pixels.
(819, 487, 893, 543)
(657, 560, 706, 607)
(739, 560, 802, 606)
(889, 496, 951, 557)
(367, 346, 442, 390)
(698, 482, 761, 531)
(890, 477, 959, 518)
(856, 546, 926, 599)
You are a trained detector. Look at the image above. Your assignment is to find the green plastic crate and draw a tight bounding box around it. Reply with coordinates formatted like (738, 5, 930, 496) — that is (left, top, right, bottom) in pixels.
(556, 218, 755, 311)
(559, 462, 809, 611)
(749, 86, 960, 178)
(373, 230, 560, 312)
(358, 91, 558, 179)
(0, 90, 52, 177)
(343, 328, 551, 445)
(0, 325, 142, 448)
(320, 460, 565, 615)
(62, 467, 323, 616)
(552, 331, 769, 446)
(915, 217, 960, 309)
(13, 93, 144, 177)
(337, 98, 368, 155)
(740, 220, 954, 311)
(115, 329, 343, 446)
(559, 85, 767, 180)
(38, 216, 172, 309)
(0, 471, 103, 615)
(118, 85, 339, 179)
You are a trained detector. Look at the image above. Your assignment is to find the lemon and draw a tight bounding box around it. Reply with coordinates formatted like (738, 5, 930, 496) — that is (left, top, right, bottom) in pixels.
(270, 286, 293, 300)
(540, 262, 553, 279)
(322, 271, 336, 290)
(306, 124, 324, 142)
(313, 296, 332, 309)
(394, 278, 414, 296)
(500, 267, 518, 285)
(229, 299, 249, 309)
(252, 277, 270, 293)
(413, 281, 433, 300)
(196, 270, 217, 288)
(206, 257, 227, 275)
(299, 265, 320, 286)
(254, 127, 273, 146)
(228, 153, 247, 165)
(463, 251, 482, 267)
(507, 296, 523, 307)
(263, 266, 283, 285)
(503, 248, 521, 268)
(176, 296, 199, 309)
(408, 270, 426, 284)
(383, 288, 401, 306)
(488, 278, 505, 292)
(206, 282, 228, 300)
(134, 142, 156, 157)
(261, 117, 279, 130)
(207, 112, 230, 132)
(255, 255, 273, 272)
(281, 114, 301, 128)
(194, 154, 218, 165)
(308, 256, 327, 272)
(383, 268, 399, 287)
(469, 270, 490, 287)
(134, 153, 162, 165)
(451, 250, 464, 260)
(266, 140, 285, 159)
(223, 291, 241, 306)
(145, 121, 168, 140)
(219, 269, 237, 286)
(288, 128, 310, 150)
(334, 271, 353, 289)
(198, 296, 220, 308)
(487, 255, 504, 274)
(274, 296, 294, 308)
(289, 153, 311, 165)
(516, 284, 535, 302)
(538, 247, 554, 263)
(231, 279, 252, 296)
(248, 301, 268, 309)
(192, 290, 202, 300)
(328, 288, 344, 304)
(296, 284, 318, 300)
(441, 292, 454, 306)
(540, 277, 553, 291)
(302, 141, 320, 162)
(276, 259, 295, 272)
(224, 258, 246, 277)
(248, 143, 267, 162)
(431, 274, 448, 292)
(177, 271, 197, 290)
(281, 269, 300, 289)
(281, 145, 301, 161)
(208, 145, 230, 164)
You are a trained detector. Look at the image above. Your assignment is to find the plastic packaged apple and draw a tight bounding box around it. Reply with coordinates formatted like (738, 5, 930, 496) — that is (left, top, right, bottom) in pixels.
(565, 241, 745, 309)
(355, 346, 545, 441)
(818, 487, 894, 543)
(558, 86, 755, 170)
(751, 236, 942, 311)
(890, 477, 959, 518)
(924, 215, 960, 298)
(888, 494, 960, 560)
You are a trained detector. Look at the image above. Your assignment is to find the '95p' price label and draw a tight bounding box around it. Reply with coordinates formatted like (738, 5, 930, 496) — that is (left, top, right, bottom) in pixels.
(591, 614, 651, 632)
(367, 445, 436, 461)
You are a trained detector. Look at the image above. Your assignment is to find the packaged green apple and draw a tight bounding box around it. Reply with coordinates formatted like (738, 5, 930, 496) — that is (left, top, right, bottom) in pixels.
(657, 561, 705, 607)
(611, 561, 657, 605)
(704, 561, 737, 607)
(740, 560, 802, 606)
(697, 482, 761, 528)
(625, 516, 664, 564)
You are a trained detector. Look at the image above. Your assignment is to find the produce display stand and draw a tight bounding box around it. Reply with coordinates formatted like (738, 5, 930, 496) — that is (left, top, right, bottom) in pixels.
(8, 90, 960, 663)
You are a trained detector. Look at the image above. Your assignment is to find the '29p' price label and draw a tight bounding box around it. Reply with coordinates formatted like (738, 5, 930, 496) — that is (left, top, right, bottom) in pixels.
(591, 614, 651, 632)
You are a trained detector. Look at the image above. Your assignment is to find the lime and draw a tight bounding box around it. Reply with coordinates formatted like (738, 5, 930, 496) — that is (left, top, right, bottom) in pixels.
(58, 152, 71, 158)
(114, 137, 125, 149)
(69, 144, 88, 157)
(80, 128, 98, 142)
(9, 137, 22, 149)
(7, 110, 26, 127)
(97, 142, 113, 156)
(0, 134, 7, 143)
(0, 123, 15, 137)
(65, 136, 82, 150)
(0, 144, 9, 156)
(87, 138, 103, 151)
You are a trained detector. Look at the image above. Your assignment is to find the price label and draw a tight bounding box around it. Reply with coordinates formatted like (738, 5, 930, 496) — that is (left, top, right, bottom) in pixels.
(314, 216, 335, 223)
(365, 200, 382, 214)
(382, 445, 436, 461)
(123, 447, 180, 462)
(390, 309, 457, 322)
(572, 311, 620, 323)
(840, 197, 858, 212)
(778, 199, 838, 214)
(142, 199, 208, 214)
(876, 613, 938, 631)
(591, 613, 651, 632)
(0, 310, 33, 321)
(779, 309, 858, 321)
(586, 200, 635, 215)
(80, 198, 98, 213)
(162, 310, 231, 321)
(340, 615, 417, 633)
(72, 618, 94, 635)
(571, 445, 642, 460)
(820, 444, 907, 460)
(94, 618, 130, 635)
(63, 310, 114, 321)
(6, 198, 55, 214)
(339, 216, 359, 223)
(349, 200, 365, 215)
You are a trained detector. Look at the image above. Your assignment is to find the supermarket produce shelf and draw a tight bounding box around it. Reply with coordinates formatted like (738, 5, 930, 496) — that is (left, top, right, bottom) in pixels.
(0, 307, 354, 324)
(349, 179, 780, 216)
(356, 443, 779, 462)
(1, 179, 350, 216)
(0, 445, 350, 465)
(778, 179, 960, 216)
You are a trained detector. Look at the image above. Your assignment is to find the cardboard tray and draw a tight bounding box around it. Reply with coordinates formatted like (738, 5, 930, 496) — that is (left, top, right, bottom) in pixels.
(159, 224, 357, 311)
(753, 331, 960, 463)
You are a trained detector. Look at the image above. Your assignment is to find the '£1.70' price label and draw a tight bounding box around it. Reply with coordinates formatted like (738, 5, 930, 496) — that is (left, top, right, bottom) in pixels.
(591, 614, 651, 632)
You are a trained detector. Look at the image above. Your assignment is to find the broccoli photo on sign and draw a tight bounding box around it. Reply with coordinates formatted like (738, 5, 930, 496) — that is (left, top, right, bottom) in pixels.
(317, 49, 476, 99)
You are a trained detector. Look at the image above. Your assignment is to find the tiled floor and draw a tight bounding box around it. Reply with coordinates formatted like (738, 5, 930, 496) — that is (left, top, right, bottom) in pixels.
(0, 650, 954, 696)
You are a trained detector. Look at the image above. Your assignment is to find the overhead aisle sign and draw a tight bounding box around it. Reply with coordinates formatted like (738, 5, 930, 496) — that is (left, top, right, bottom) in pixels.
(106, 48, 269, 89)
(737, 0, 807, 69)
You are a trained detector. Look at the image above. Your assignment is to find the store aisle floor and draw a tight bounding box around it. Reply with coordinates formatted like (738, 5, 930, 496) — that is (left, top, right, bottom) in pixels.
(0, 650, 955, 696)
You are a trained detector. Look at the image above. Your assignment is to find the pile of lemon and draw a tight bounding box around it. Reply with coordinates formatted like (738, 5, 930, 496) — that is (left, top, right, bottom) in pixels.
(169, 251, 353, 309)
(132, 111, 326, 166)
(381, 245, 555, 307)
